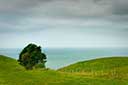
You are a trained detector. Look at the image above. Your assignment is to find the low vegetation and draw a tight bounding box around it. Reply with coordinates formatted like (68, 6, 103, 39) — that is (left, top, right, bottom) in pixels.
(58, 57, 128, 79)
(0, 55, 128, 85)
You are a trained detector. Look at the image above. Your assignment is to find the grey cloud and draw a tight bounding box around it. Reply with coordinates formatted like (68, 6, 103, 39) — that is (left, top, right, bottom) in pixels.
(112, 0, 128, 15)
(0, 0, 128, 34)
(0, 0, 53, 23)
(0, 0, 128, 48)
(31, 0, 111, 18)
(0, 0, 128, 18)
(0, 27, 46, 33)
(0, 0, 51, 11)
(105, 15, 128, 23)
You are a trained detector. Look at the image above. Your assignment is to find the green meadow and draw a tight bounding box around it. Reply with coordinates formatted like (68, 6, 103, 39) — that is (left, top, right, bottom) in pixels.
(0, 55, 128, 85)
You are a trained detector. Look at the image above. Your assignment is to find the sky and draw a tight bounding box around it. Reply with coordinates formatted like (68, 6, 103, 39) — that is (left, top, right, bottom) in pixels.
(0, 0, 128, 48)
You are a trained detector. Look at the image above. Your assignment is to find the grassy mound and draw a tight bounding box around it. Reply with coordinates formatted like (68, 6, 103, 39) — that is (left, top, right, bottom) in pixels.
(58, 57, 128, 79)
(58, 57, 128, 72)
(0, 55, 24, 71)
(0, 55, 128, 85)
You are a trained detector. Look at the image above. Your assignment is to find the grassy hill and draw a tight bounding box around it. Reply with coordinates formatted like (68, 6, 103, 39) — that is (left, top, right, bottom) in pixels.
(0, 55, 128, 85)
(58, 57, 128, 79)
(58, 57, 128, 72)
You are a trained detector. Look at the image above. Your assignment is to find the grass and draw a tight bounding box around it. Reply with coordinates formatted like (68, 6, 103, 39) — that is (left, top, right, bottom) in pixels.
(58, 57, 128, 79)
(58, 57, 128, 72)
(0, 55, 128, 85)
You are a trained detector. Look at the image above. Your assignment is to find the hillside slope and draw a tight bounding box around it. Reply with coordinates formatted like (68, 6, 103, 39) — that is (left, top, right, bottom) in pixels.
(58, 57, 128, 79)
(0, 55, 24, 71)
(0, 55, 128, 85)
(58, 57, 128, 72)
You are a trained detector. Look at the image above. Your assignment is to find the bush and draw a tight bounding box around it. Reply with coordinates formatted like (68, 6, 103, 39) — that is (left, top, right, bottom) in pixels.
(18, 43, 47, 70)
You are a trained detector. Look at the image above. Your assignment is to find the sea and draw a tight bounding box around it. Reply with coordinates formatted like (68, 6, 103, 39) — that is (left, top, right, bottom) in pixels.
(0, 48, 128, 69)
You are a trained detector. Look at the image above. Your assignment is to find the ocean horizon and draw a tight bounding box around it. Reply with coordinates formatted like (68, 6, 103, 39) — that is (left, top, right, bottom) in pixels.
(0, 47, 128, 69)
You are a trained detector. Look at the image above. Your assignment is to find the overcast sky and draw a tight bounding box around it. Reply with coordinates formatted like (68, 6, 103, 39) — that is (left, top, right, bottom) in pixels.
(0, 0, 128, 48)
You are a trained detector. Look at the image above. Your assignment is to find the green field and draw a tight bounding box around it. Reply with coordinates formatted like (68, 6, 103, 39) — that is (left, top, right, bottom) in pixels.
(0, 55, 128, 85)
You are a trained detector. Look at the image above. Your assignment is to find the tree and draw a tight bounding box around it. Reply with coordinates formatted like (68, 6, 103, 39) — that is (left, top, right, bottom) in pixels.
(18, 43, 47, 70)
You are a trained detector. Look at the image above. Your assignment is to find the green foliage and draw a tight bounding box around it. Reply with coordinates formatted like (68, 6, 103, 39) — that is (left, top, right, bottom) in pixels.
(18, 43, 47, 70)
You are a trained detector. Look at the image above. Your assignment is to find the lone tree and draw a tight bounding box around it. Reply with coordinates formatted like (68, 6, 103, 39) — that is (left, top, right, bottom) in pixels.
(18, 43, 47, 70)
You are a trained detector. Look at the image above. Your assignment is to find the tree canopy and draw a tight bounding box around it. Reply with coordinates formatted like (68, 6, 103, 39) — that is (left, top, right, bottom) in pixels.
(18, 43, 47, 70)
